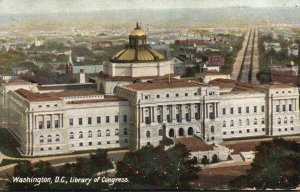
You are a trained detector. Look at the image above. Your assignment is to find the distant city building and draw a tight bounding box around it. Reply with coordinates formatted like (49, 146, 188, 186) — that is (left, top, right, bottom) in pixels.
(264, 42, 281, 53)
(288, 43, 299, 57)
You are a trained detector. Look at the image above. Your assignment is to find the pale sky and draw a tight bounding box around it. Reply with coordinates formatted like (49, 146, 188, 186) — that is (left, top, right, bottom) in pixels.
(0, 0, 299, 14)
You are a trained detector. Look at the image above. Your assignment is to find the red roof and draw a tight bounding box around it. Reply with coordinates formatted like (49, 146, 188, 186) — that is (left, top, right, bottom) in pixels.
(175, 137, 214, 151)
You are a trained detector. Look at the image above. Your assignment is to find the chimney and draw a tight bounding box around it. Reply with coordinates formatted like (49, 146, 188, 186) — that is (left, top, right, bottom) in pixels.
(79, 69, 85, 84)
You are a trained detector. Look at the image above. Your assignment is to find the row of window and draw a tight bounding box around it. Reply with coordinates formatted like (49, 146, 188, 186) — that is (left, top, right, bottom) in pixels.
(146, 129, 163, 138)
(145, 92, 198, 100)
(39, 134, 60, 143)
(222, 106, 264, 115)
(38, 120, 60, 129)
(69, 128, 128, 139)
(38, 104, 58, 108)
(277, 117, 294, 124)
(223, 127, 294, 135)
(223, 128, 265, 135)
(69, 115, 128, 126)
(222, 118, 265, 127)
(276, 104, 294, 112)
(40, 139, 129, 151)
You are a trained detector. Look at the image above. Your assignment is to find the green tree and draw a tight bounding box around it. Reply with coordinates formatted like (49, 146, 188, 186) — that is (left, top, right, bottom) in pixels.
(230, 138, 300, 189)
(116, 143, 199, 190)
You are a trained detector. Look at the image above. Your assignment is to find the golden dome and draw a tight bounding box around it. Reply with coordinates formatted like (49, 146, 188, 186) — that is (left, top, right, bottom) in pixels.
(111, 23, 165, 62)
(111, 46, 165, 62)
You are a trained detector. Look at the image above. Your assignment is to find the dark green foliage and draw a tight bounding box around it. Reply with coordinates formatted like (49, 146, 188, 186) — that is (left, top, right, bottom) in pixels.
(116, 144, 199, 190)
(230, 138, 300, 189)
(7, 149, 113, 190)
(163, 136, 174, 146)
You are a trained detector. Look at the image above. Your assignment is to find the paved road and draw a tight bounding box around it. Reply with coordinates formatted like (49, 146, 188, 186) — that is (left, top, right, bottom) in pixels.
(251, 29, 259, 84)
(232, 29, 251, 80)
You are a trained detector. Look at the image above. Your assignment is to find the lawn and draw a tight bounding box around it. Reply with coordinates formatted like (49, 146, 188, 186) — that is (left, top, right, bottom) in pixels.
(0, 128, 21, 158)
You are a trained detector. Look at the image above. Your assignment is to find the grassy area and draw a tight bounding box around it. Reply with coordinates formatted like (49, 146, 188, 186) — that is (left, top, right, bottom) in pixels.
(0, 128, 21, 158)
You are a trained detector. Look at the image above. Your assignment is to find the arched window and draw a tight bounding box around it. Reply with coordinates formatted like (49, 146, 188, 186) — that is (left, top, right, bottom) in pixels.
(211, 126, 215, 133)
(179, 128, 184, 136)
(97, 130, 101, 137)
(222, 121, 226, 127)
(39, 135, 44, 143)
(124, 128, 128, 135)
(246, 119, 250, 125)
(169, 129, 174, 137)
(188, 127, 193, 136)
(79, 131, 83, 138)
(115, 129, 119, 136)
(284, 117, 287, 124)
(69, 132, 74, 139)
(47, 135, 52, 143)
(278, 117, 281, 124)
(88, 131, 92, 138)
(290, 117, 294, 123)
(106, 129, 110, 136)
(254, 118, 257, 125)
(146, 131, 151, 138)
(262, 118, 265, 124)
(159, 129, 163, 136)
(239, 119, 242, 126)
(55, 134, 60, 142)
(230, 120, 234, 127)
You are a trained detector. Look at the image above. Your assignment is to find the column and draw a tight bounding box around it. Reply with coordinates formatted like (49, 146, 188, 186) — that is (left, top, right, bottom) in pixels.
(206, 104, 208, 118)
(191, 103, 195, 120)
(216, 103, 219, 118)
(153, 106, 157, 123)
(34, 115, 37, 130)
(163, 105, 167, 122)
(172, 105, 176, 121)
(182, 104, 186, 122)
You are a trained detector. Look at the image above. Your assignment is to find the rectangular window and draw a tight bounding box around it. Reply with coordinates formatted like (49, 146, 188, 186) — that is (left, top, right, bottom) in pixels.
(289, 104, 292, 111)
(261, 106, 265, 112)
(54, 120, 59, 128)
(195, 113, 199, 120)
(145, 117, 151, 124)
(115, 115, 118, 123)
(282, 105, 286, 112)
(47, 121, 51, 129)
(89, 142, 92, 146)
(88, 117, 92, 125)
(106, 116, 110, 123)
(254, 106, 257, 113)
(157, 115, 161, 123)
(238, 107, 242, 114)
(276, 105, 280, 112)
(185, 93, 188, 96)
(230, 108, 234, 114)
(123, 115, 128, 122)
(78, 118, 82, 125)
(79, 142, 83, 146)
(39, 121, 43, 129)
(97, 117, 101, 124)
(247, 129, 250, 133)
(175, 93, 179, 97)
(176, 114, 181, 122)
(167, 114, 171, 122)
(166, 94, 169, 98)
(185, 113, 190, 121)
(156, 95, 160, 98)
(246, 107, 249, 113)
(222, 108, 226, 115)
(69, 118, 73, 126)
